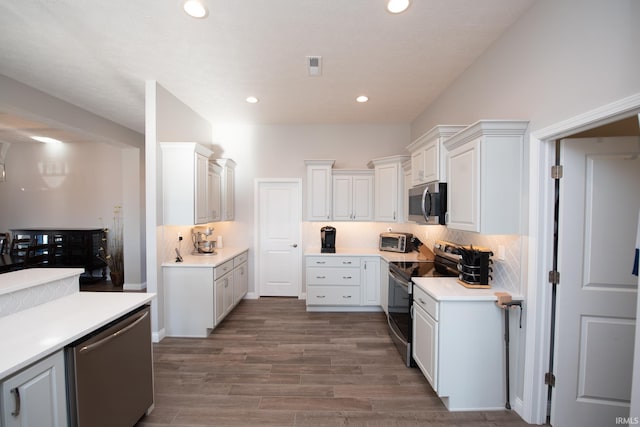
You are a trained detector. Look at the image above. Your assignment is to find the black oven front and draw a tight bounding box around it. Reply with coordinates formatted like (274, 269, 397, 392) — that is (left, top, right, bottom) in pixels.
(387, 264, 414, 367)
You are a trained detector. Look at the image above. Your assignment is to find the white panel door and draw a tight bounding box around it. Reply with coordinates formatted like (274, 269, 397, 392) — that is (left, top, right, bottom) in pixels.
(552, 137, 640, 427)
(257, 180, 301, 297)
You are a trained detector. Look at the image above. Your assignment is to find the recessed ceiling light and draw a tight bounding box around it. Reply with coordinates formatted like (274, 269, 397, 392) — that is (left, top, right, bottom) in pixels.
(183, 0, 208, 18)
(246, 96, 259, 104)
(30, 136, 63, 144)
(356, 95, 369, 103)
(387, 0, 410, 14)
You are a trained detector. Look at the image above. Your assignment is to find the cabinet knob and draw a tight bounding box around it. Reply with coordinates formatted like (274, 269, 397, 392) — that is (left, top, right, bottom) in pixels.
(291, 243, 298, 248)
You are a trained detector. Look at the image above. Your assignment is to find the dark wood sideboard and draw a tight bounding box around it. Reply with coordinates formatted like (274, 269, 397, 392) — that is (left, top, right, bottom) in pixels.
(10, 228, 107, 281)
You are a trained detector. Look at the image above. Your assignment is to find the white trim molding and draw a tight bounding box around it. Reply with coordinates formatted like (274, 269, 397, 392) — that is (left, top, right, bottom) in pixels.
(522, 92, 640, 424)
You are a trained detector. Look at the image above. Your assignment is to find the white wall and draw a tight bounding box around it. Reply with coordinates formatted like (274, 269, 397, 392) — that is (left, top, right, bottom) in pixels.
(0, 140, 123, 231)
(408, 0, 640, 421)
(411, 0, 640, 138)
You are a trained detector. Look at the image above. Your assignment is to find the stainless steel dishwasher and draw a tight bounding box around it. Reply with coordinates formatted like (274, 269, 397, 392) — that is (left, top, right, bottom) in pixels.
(65, 305, 154, 427)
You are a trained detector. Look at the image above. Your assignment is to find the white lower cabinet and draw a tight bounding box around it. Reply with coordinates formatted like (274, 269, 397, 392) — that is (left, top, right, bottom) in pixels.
(412, 284, 505, 411)
(305, 255, 382, 311)
(360, 257, 380, 306)
(164, 251, 249, 337)
(233, 252, 249, 305)
(215, 271, 234, 325)
(1, 350, 67, 427)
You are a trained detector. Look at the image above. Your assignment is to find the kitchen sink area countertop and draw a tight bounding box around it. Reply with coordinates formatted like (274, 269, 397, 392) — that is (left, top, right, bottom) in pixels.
(162, 247, 249, 267)
(0, 291, 155, 380)
(413, 277, 523, 302)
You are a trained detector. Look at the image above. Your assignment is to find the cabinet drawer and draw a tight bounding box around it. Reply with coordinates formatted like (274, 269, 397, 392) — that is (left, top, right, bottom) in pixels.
(306, 267, 360, 285)
(233, 251, 248, 267)
(307, 285, 360, 305)
(214, 260, 234, 279)
(306, 256, 358, 268)
(413, 285, 439, 320)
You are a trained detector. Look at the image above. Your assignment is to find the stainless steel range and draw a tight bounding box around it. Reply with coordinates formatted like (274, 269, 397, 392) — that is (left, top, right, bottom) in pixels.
(387, 241, 460, 367)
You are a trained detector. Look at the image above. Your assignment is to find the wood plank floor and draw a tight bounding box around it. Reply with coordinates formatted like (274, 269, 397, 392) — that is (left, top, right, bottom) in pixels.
(136, 297, 530, 426)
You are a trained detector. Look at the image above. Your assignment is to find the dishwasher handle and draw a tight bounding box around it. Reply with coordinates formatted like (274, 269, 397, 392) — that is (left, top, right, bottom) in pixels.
(79, 310, 149, 355)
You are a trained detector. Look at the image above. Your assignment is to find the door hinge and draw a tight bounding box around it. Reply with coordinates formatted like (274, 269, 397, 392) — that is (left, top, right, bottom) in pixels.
(544, 372, 556, 387)
(551, 165, 563, 180)
(548, 270, 560, 284)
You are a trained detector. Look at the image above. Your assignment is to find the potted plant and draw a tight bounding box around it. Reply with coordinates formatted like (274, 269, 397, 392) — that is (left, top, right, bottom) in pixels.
(98, 205, 124, 287)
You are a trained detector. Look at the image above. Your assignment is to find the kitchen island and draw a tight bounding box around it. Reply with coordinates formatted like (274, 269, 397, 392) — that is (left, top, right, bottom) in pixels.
(0, 268, 155, 426)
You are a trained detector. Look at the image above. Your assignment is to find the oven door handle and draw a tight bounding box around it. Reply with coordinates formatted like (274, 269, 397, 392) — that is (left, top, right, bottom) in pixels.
(387, 315, 408, 347)
(389, 270, 411, 289)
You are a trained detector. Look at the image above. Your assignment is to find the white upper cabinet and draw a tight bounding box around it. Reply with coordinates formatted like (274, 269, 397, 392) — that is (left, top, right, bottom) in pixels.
(332, 170, 374, 221)
(217, 158, 236, 221)
(443, 120, 528, 234)
(305, 160, 335, 221)
(368, 155, 410, 222)
(407, 125, 466, 187)
(208, 161, 222, 222)
(161, 142, 214, 225)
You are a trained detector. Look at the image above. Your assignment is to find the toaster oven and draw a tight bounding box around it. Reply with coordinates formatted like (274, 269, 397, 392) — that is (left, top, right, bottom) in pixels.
(379, 232, 413, 253)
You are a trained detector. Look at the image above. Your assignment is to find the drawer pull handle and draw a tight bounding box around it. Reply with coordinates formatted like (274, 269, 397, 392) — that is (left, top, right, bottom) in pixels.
(342, 261, 352, 264)
(316, 261, 326, 264)
(316, 276, 326, 279)
(343, 276, 352, 279)
(317, 295, 326, 299)
(419, 298, 426, 304)
(342, 295, 352, 299)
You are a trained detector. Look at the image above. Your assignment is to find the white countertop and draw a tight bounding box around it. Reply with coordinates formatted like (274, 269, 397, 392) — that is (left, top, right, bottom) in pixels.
(305, 247, 426, 263)
(0, 291, 155, 380)
(412, 277, 523, 302)
(162, 247, 248, 267)
(0, 268, 84, 296)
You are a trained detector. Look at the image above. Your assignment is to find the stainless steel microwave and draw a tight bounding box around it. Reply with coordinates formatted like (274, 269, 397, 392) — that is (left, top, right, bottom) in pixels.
(407, 182, 447, 225)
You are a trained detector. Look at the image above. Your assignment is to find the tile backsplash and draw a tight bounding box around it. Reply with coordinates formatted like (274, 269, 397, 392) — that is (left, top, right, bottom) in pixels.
(410, 225, 523, 294)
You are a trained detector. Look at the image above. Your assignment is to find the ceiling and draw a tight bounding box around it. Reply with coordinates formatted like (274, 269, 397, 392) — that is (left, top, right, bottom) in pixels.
(0, 0, 537, 140)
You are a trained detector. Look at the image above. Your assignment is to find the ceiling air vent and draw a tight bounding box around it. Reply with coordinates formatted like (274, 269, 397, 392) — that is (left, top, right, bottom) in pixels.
(306, 56, 322, 76)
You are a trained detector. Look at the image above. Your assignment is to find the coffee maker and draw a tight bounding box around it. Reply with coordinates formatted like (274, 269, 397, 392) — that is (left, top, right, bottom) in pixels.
(320, 226, 336, 253)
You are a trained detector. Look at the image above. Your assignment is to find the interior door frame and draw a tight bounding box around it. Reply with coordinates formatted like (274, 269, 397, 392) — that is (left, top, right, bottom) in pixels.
(522, 93, 640, 424)
(253, 178, 303, 298)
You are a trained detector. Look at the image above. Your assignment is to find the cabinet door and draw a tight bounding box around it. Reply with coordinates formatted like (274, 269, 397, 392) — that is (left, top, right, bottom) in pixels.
(352, 174, 373, 220)
(223, 164, 235, 220)
(360, 258, 380, 306)
(306, 163, 333, 221)
(423, 139, 439, 183)
(413, 304, 438, 392)
(446, 138, 479, 231)
(2, 351, 67, 427)
(233, 262, 248, 305)
(374, 163, 399, 222)
(195, 153, 210, 224)
(208, 163, 222, 222)
(332, 175, 353, 221)
(411, 149, 425, 187)
(215, 273, 234, 325)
